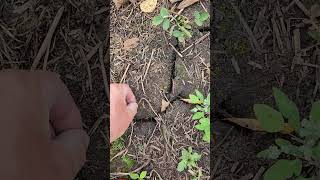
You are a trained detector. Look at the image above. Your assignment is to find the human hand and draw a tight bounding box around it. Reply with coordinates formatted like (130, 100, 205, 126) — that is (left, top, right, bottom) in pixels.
(110, 84, 138, 142)
(0, 70, 89, 180)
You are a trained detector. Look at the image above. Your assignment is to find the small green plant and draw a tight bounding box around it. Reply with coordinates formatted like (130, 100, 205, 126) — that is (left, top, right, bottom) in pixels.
(177, 147, 202, 179)
(121, 155, 135, 170)
(254, 87, 320, 180)
(186, 90, 210, 143)
(129, 171, 147, 180)
(152, 7, 209, 43)
(110, 137, 125, 157)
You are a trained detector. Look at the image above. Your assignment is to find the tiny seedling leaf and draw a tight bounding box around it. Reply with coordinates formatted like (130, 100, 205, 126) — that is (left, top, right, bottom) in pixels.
(162, 18, 170, 30)
(129, 173, 140, 179)
(257, 145, 280, 159)
(200, 12, 209, 21)
(195, 90, 204, 101)
(152, 15, 163, 26)
(177, 159, 187, 172)
(172, 30, 183, 38)
(140, 171, 147, 179)
(263, 159, 301, 180)
(273, 87, 300, 131)
(180, 26, 192, 38)
(192, 112, 204, 120)
(191, 107, 198, 113)
(189, 94, 200, 104)
(178, 36, 185, 42)
(254, 104, 285, 132)
(160, 7, 169, 18)
(194, 11, 201, 20)
(310, 101, 320, 123)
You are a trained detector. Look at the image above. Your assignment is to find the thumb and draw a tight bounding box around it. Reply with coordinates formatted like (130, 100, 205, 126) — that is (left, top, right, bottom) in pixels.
(52, 129, 90, 178)
(127, 102, 138, 119)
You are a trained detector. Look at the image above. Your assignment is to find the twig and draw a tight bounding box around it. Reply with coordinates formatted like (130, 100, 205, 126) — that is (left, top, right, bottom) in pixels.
(181, 32, 209, 53)
(42, 41, 50, 70)
(212, 126, 234, 151)
(143, 49, 154, 81)
(99, 45, 109, 99)
(89, 114, 108, 136)
(120, 64, 130, 83)
(169, 43, 183, 58)
(82, 42, 102, 64)
(31, 6, 64, 70)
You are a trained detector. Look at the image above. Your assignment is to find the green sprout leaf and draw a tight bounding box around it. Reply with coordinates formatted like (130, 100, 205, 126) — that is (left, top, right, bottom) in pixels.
(192, 112, 204, 120)
(195, 118, 210, 142)
(254, 104, 285, 132)
(200, 12, 209, 21)
(179, 26, 192, 38)
(162, 18, 170, 30)
(263, 159, 302, 180)
(195, 90, 204, 101)
(177, 159, 187, 172)
(172, 30, 183, 37)
(273, 87, 300, 131)
(178, 36, 185, 42)
(194, 11, 201, 20)
(189, 94, 201, 104)
(257, 145, 280, 159)
(140, 171, 147, 179)
(160, 7, 169, 18)
(152, 15, 163, 26)
(177, 148, 201, 172)
(310, 101, 320, 123)
(121, 155, 135, 169)
(129, 172, 140, 179)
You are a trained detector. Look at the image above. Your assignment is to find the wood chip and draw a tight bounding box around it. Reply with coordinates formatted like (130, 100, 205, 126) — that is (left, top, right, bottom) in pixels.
(140, 0, 157, 13)
(123, 37, 139, 51)
(177, 0, 199, 9)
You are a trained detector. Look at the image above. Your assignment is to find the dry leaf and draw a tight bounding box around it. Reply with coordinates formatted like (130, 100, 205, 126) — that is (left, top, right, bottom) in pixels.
(113, 0, 129, 9)
(177, 0, 199, 9)
(123, 38, 139, 51)
(161, 99, 170, 112)
(223, 118, 294, 134)
(140, 0, 157, 13)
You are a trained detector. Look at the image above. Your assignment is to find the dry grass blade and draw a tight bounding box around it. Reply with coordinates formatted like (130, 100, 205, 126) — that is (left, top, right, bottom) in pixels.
(99, 46, 110, 99)
(177, 0, 199, 9)
(31, 6, 64, 70)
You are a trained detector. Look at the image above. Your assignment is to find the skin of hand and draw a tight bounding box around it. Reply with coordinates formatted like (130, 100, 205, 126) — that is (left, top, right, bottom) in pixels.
(110, 84, 138, 143)
(0, 70, 89, 180)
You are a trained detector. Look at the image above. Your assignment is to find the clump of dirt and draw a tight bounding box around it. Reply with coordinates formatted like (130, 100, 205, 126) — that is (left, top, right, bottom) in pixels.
(213, 0, 320, 178)
(0, 1, 108, 179)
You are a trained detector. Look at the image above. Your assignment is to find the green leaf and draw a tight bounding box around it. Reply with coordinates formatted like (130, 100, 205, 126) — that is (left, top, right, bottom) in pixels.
(195, 90, 204, 101)
(204, 93, 210, 106)
(295, 177, 312, 180)
(263, 159, 301, 180)
(152, 15, 163, 26)
(312, 143, 320, 159)
(129, 173, 140, 179)
(194, 11, 201, 20)
(189, 94, 200, 104)
(200, 12, 209, 21)
(121, 155, 135, 169)
(203, 128, 210, 142)
(310, 101, 320, 123)
(192, 112, 204, 120)
(273, 87, 300, 131)
(191, 107, 198, 113)
(185, 24, 191, 29)
(177, 159, 187, 172)
(308, 30, 320, 41)
(178, 36, 185, 42)
(275, 138, 291, 147)
(140, 171, 147, 179)
(190, 152, 201, 161)
(254, 104, 285, 132)
(179, 26, 192, 38)
(172, 30, 183, 38)
(160, 7, 169, 18)
(195, 19, 203, 26)
(274, 138, 301, 155)
(162, 18, 170, 30)
(257, 145, 280, 159)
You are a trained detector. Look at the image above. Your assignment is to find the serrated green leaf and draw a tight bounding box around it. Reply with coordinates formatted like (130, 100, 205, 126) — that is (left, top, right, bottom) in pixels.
(273, 87, 300, 131)
(200, 12, 209, 21)
(308, 30, 320, 41)
(129, 173, 140, 179)
(140, 171, 147, 179)
(264, 159, 300, 180)
(192, 112, 204, 120)
(195, 90, 204, 101)
(152, 15, 163, 26)
(162, 18, 170, 30)
(172, 30, 183, 38)
(179, 26, 192, 38)
(177, 159, 187, 172)
(189, 94, 200, 104)
(257, 145, 280, 159)
(160, 7, 169, 18)
(254, 104, 285, 132)
(310, 101, 320, 123)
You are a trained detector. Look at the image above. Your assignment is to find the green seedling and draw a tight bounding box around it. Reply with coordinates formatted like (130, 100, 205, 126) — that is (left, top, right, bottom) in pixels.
(186, 90, 210, 143)
(121, 155, 135, 170)
(254, 87, 320, 180)
(129, 171, 147, 180)
(177, 147, 201, 172)
(110, 137, 125, 157)
(152, 7, 209, 43)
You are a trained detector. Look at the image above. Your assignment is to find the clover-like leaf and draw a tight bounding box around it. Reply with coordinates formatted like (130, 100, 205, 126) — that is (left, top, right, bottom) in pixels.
(172, 30, 184, 38)
(192, 112, 204, 120)
(257, 145, 280, 159)
(162, 18, 170, 30)
(160, 7, 169, 18)
(140, 171, 147, 179)
(200, 12, 209, 21)
(254, 104, 284, 132)
(195, 90, 204, 101)
(129, 172, 140, 179)
(273, 87, 300, 131)
(177, 159, 187, 172)
(152, 15, 163, 26)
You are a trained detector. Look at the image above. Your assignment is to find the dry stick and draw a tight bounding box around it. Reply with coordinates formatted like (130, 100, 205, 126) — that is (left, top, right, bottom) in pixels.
(0, 21, 22, 42)
(120, 63, 130, 83)
(43, 40, 51, 70)
(169, 43, 183, 58)
(143, 49, 154, 81)
(86, 62, 93, 91)
(98, 46, 109, 99)
(231, 3, 261, 54)
(89, 114, 108, 136)
(31, 6, 64, 70)
(212, 155, 222, 178)
(212, 126, 234, 152)
(83, 42, 102, 64)
(253, 167, 266, 180)
(181, 32, 209, 53)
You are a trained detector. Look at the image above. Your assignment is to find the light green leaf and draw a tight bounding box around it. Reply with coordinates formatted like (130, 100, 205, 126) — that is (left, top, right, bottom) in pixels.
(190, 152, 201, 161)
(273, 87, 300, 131)
(257, 145, 280, 159)
(205, 93, 210, 106)
(189, 94, 200, 104)
(310, 101, 320, 123)
(195, 90, 204, 101)
(121, 155, 135, 169)
(191, 107, 198, 113)
(200, 12, 209, 21)
(177, 159, 187, 172)
(192, 112, 204, 120)
(179, 26, 192, 38)
(160, 7, 169, 18)
(162, 18, 170, 30)
(203, 128, 210, 142)
(140, 171, 147, 179)
(195, 18, 203, 26)
(194, 11, 201, 20)
(264, 159, 301, 180)
(185, 24, 192, 29)
(178, 36, 185, 42)
(172, 30, 183, 38)
(129, 173, 140, 179)
(152, 15, 163, 26)
(254, 104, 285, 132)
